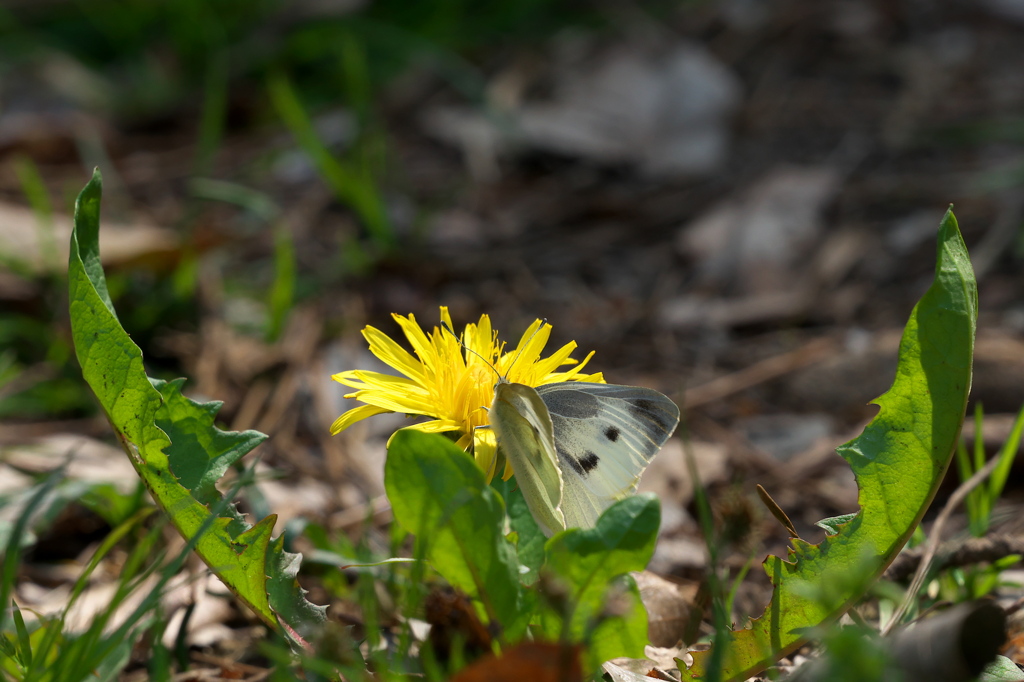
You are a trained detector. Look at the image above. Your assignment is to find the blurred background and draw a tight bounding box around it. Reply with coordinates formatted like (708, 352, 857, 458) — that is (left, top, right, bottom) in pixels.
(3, 0, 1024, 657)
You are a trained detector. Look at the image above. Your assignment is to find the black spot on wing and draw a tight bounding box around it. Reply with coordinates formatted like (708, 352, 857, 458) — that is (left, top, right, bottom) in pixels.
(557, 445, 600, 478)
(604, 426, 620, 442)
(579, 451, 600, 473)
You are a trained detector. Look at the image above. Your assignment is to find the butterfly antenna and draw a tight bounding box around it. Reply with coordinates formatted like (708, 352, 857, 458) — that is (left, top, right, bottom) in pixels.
(440, 320, 503, 382)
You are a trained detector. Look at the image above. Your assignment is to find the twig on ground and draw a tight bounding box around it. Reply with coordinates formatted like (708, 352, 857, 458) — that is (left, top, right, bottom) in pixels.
(682, 336, 836, 409)
(884, 534, 1024, 583)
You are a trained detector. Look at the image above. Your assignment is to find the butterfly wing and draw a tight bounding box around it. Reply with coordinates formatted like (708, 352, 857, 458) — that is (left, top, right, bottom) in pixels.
(490, 381, 567, 536)
(536, 382, 680, 529)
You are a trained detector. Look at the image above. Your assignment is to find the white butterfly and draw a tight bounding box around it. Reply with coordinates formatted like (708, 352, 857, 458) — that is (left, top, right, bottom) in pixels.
(490, 378, 680, 537)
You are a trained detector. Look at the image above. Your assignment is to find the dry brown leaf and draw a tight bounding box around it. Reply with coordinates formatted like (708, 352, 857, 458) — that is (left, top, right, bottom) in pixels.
(1, 434, 138, 491)
(425, 586, 494, 663)
(449, 642, 583, 682)
(0, 463, 33, 496)
(162, 573, 239, 649)
(633, 570, 703, 647)
(602, 660, 658, 681)
(0, 201, 178, 276)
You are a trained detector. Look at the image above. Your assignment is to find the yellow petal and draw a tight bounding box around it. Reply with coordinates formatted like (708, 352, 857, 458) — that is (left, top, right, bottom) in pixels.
(464, 314, 494, 359)
(556, 370, 604, 383)
(341, 370, 426, 393)
(389, 423, 467, 449)
(503, 319, 550, 377)
(403, 419, 464, 434)
(501, 458, 515, 481)
(545, 351, 604, 384)
(331, 404, 391, 434)
(438, 326, 466, 374)
(331, 370, 362, 387)
(332, 370, 422, 394)
(429, 309, 458, 371)
(531, 341, 579, 379)
(436, 307, 460, 356)
(362, 325, 427, 383)
(473, 428, 499, 483)
(349, 391, 439, 415)
(393, 313, 438, 374)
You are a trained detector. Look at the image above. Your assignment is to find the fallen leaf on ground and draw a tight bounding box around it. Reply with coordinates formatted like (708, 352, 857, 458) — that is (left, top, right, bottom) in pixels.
(449, 642, 583, 682)
(0, 200, 177, 276)
(633, 570, 703, 647)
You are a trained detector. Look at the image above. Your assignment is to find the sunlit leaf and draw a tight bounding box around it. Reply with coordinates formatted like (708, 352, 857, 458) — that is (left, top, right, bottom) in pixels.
(385, 429, 526, 639)
(541, 494, 660, 673)
(68, 170, 325, 649)
(681, 208, 977, 680)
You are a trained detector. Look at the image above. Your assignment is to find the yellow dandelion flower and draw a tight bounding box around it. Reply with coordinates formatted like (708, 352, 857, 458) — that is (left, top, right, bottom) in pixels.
(331, 307, 604, 482)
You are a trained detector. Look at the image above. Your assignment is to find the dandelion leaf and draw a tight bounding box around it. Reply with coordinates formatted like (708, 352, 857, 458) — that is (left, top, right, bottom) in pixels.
(385, 430, 527, 639)
(541, 494, 660, 673)
(492, 479, 546, 586)
(680, 209, 977, 680)
(68, 170, 325, 649)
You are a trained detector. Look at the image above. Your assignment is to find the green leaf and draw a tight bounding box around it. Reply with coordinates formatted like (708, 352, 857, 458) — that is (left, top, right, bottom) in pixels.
(152, 377, 262, 522)
(540, 494, 660, 672)
(384, 429, 526, 639)
(681, 208, 977, 680)
(587, 577, 649, 672)
(978, 655, 1024, 681)
(492, 479, 546, 586)
(816, 512, 858, 536)
(67, 170, 325, 648)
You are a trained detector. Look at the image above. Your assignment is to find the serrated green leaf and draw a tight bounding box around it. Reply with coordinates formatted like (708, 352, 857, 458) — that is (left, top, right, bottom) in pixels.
(384, 429, 526, 639)
(67, 170, 325, 649)
(152, 378, 264, 512)
(681, 208, 977, 681)
(540, 494, 660, 672)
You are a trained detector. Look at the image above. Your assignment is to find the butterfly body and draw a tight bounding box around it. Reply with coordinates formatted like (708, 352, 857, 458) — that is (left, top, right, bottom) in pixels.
(491, 379, 680, 536)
